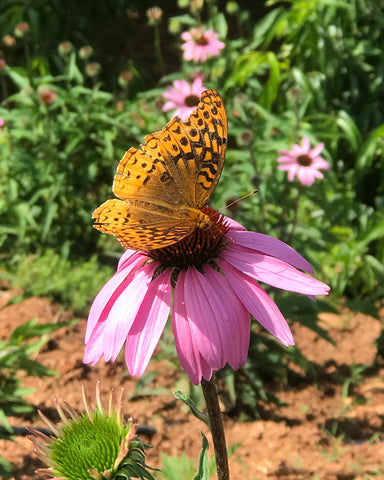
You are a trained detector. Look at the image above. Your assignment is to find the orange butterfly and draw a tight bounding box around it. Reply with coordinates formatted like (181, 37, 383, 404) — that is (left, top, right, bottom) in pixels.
(93, 89, 227, 250)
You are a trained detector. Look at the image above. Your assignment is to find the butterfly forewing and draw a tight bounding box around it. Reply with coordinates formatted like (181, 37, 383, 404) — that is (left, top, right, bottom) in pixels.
(93, 89, 228, 250)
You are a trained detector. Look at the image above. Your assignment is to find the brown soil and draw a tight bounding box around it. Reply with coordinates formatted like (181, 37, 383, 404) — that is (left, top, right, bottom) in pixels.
(1, 288, 384, 480)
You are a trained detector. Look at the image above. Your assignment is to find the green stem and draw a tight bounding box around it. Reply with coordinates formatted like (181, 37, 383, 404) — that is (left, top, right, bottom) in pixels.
(287, 181, 302, 244)
(201, 376, 230, 480)
(154, 24, 165, 76)
(0, 74, 8, 101)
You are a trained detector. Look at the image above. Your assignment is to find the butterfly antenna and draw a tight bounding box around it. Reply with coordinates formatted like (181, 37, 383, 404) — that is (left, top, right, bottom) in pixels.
(207, 189, 258, 241)
(223, 190, 258, 211)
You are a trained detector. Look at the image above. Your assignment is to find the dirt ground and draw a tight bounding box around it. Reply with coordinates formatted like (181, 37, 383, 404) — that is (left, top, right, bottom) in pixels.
(1, 287, 384, 480)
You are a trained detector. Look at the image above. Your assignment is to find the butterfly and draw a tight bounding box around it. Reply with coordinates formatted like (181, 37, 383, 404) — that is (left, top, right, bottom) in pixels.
(93, 89, 227, 250)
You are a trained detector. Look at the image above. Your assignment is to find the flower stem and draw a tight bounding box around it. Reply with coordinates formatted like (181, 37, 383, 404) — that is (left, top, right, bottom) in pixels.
(154, 24, 165, 76)
(287, 181, 302, 244)
(201, 376, 230, 480)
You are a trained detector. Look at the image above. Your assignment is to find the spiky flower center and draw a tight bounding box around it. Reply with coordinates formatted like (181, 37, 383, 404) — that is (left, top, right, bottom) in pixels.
(297, 154, 313, 167)
(184, 93, 200, 107)
(148, 206, 229, 270)
(49, 410, 127, 479)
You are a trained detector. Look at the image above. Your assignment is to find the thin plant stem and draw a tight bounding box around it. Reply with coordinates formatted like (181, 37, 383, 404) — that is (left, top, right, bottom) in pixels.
(0, 74, 8, 101)
(201, 376, 230, 480)
(154, 24, 165, 76)
(287, 181, 302, 244)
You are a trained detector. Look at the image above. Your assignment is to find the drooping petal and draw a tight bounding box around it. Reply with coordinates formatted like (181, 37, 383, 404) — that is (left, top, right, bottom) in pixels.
(86, 254, 148, 343)
(183, 268, 224, 369)
(221, 248, 330, 295)
(102, 261, 158, 362)
(125, 269, 172, 376)
(219, 260, 295, 347)
(173, 270, 212, 384)
(228, 230, 314, 274)
(203, 265, 250, 369)
(297, 168, 316, 186)
(84, 322, 108, 365)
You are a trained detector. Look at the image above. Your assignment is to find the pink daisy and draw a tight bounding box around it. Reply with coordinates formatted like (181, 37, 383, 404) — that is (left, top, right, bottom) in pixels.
(84, 208, 330, 385)
(162, 76, 207, 120)
(277, 137, 331, 186)
(181, 27, 225, 62)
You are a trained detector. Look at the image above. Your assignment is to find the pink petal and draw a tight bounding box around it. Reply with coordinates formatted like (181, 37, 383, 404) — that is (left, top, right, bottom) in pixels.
(173, 271, 212, 384)
(84, 321, 108, 365)
(117, 250, 145, 272)
(219, 260, 294, 346)
(86, 254, 147, 342)
(301, 137, 311, 152)
(309, 142, 324, 157)
(221, 248, 330, 295)
(313, 157, 330, 170)
(227, 230, 314, 274)
(183, 268, 224, 368)
(203, 265, 250, 369)
(297, 168, 316, 186)
(102, 261, 158, 362)
(125, 269, 172, 376)
(224, 216, 247, 231)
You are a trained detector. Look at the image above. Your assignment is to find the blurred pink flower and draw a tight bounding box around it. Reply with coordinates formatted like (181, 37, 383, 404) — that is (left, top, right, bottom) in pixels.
(181, 27, 225, 62)
(84, 208, 329, 385)
(0, 118, 4, 131)
(277, 137, 330, 186)
(162, 76, 206, 120)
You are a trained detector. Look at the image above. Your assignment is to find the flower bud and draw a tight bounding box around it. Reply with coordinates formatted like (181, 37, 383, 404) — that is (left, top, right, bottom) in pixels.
(146, 6, 163, 25)
(14, 22, 29, 38)
(2, 35, 16, 47)
(58, 41, 74, 56)
(226, 1, 239, 14)
(118, 70, 133, 88)
(79, 45, 94, 60)
(38, 86, 57, 104)
(86, 62, 101, 77)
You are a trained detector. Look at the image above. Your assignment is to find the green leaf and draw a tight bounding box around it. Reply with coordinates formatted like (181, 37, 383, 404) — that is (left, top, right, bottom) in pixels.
(174, 391, 209, 427)
(5, 66, 30, 89)
(192, 431, 210, 480)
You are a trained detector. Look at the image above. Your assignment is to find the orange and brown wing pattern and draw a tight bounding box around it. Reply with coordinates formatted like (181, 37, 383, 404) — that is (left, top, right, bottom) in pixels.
(93, 89, 227, 251)
(157, 89, 227, 207)
(93, 199, 195, 250)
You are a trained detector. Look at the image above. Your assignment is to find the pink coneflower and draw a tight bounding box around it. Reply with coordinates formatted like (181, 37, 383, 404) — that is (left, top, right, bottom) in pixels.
(162, 76, 206, 120)
(277, 137, 330, 186)
(181, 27, 225, 62)
(84, 208, 329, 385)
(0, 119, 4, 132)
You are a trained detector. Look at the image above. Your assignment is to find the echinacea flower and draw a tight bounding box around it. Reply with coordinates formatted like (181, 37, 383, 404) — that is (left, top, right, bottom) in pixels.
(162, 76, 207, 120)
(277, 137, 330, 186)
(28, 382, 153, 480)
(181, 27, 225, 62)
(0, 119, 4, 132)
(84, 207, 329, 385)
